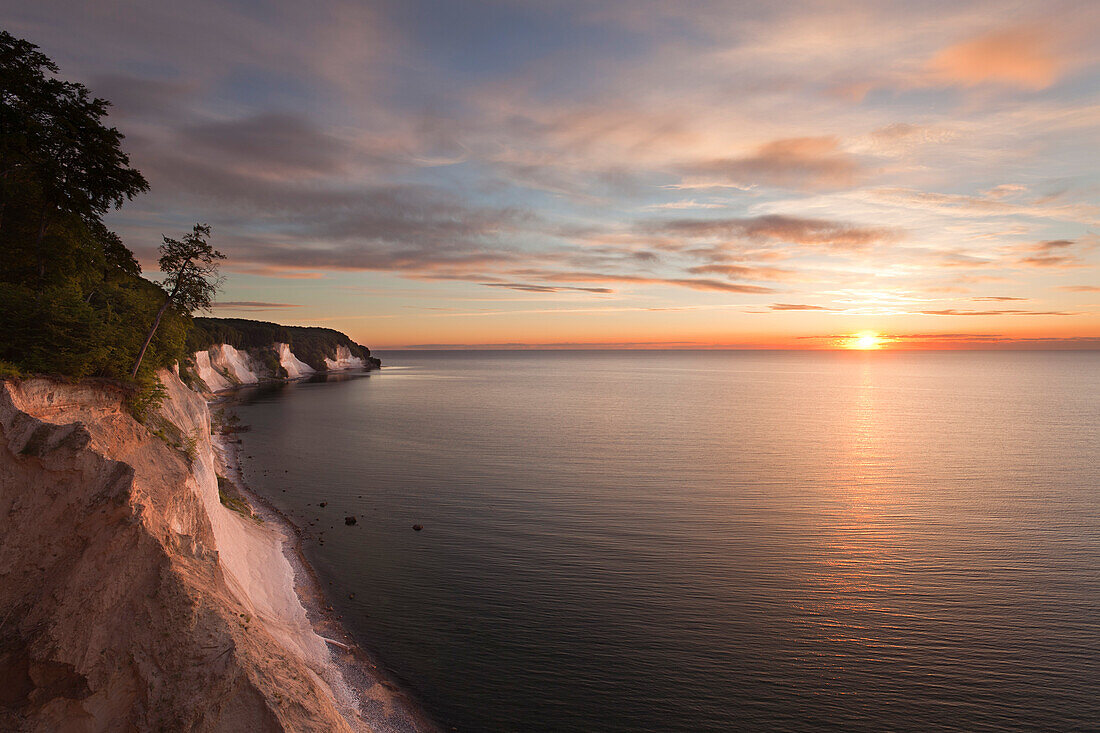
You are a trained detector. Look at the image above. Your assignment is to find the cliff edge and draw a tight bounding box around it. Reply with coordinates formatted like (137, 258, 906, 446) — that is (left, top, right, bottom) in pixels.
(0, 372, 373, 732)
(185, 318, 380, 393)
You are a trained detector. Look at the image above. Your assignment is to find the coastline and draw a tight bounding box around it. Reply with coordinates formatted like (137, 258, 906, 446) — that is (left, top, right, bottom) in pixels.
(209, 373, 442, 733)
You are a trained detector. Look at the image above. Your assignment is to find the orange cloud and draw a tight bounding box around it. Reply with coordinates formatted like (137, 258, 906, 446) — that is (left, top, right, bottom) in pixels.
(224, 265, 327, 279)
(211, 301, 303, 310)
(1015, 239, 1083, 268)
(648, 214, 890, 250)
(483, 283, 614, 294)
(769, 303, 836, 311)
(919, 309, 1078, 316)
(533, 271, 775, 294)
(683, 137, 863, 190)
(928, 26, 1062, 90)
(687, 264, 795, 281)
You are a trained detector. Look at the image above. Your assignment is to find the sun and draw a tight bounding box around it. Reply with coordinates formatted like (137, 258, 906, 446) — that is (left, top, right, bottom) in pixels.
(850, 332, 883, 350)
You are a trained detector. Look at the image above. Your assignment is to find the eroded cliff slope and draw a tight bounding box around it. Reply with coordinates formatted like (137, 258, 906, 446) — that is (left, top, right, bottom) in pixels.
(0, 373, 362, 732)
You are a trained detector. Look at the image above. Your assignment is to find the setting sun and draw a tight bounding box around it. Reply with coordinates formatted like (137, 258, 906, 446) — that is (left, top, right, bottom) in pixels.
(850, 332, 884, 350)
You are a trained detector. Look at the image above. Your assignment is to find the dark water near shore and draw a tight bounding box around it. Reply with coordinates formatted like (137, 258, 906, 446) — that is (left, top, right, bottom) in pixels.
(234, 350, 1100, 732)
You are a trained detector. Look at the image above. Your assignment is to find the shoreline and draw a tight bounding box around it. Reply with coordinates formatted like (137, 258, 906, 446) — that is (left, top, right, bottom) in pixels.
(209, 372, 442, 733)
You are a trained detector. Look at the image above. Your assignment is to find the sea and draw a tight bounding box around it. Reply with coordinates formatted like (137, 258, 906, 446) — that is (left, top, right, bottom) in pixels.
(232, 350, 1100, 732)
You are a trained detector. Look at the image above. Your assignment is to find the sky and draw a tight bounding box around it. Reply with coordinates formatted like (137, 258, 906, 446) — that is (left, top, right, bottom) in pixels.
(4, 0, 1100, 349)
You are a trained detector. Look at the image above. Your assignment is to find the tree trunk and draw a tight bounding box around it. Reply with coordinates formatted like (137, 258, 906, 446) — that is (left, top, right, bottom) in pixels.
(131, 295, 171, 378)
(35, 208, 49, 292)
(0, 151, 7, 233)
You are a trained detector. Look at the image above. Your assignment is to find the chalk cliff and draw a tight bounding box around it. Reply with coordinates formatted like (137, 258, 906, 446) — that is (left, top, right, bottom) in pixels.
(185, 318, 380, 395)
(275, 343, 315, 379)
(192, 349, 234, 392)
(323, 345, 366, 372)
(0, 372, 408, 732)
(189, 340, 371, 394)
(208, 344, 263, 386)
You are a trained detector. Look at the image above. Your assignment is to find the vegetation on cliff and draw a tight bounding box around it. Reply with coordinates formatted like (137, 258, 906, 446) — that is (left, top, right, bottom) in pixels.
(0, 30, 374, 398)
(188, 317, 378, 371)
(131, 223, 224, 377)
(0, 29, 192, 390)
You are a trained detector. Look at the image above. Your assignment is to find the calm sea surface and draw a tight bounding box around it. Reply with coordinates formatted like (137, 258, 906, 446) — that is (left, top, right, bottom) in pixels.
(233, 350, 1100, 732)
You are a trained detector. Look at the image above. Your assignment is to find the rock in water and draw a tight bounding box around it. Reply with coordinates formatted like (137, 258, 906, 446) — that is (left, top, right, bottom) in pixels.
(344, 516, 356, 525)
(412, 524, 423, 531)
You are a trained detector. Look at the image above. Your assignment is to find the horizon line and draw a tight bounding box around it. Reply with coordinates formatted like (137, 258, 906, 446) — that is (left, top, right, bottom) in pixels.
(373, 345, 1100, 352)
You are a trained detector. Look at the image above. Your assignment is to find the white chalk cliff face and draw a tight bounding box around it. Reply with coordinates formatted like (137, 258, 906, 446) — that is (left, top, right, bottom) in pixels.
(192, 349, 233, 392)
(192, 344, 258, 391)
(191, 343, 367, 393)
(209, 344, 262, 385)
(323, 345, 365, 371)
(0, 372, 364, 732)
(275, 343, 314, 379)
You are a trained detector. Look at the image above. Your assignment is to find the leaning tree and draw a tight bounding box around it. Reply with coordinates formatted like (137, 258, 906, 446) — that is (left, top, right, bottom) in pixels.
(131, 224, 224, 378)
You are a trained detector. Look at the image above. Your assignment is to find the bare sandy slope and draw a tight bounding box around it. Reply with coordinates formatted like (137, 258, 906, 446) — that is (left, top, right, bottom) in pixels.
(0, 372, 432, 732)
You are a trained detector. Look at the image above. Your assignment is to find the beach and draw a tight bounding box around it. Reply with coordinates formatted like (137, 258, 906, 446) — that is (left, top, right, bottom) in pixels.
(211, 384, 440, 733)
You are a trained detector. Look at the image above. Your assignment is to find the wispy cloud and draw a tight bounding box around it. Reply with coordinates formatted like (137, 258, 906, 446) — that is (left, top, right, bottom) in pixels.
(770, 303, 836, 311)
(681, 137, 865, 191)
(483, 283, 614, 294)
(919, 309, 1080, 316)
(211, 301, 303, 310)
(1015, 239, 1084, 268)
(178, 113, 352, 179)
(642, 214, 892, 250)
(687, 264, 794, 281)
(7, 0, 1097, 346)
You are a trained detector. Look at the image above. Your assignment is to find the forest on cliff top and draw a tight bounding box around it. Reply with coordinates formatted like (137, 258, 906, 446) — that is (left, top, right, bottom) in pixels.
(0, 30, 371, 400)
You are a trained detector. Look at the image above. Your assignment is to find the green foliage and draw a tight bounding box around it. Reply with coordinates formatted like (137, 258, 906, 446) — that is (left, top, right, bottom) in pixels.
(0, 274, 191, 380)
(130, 223, 223, 377)
(189, 317, 379, 371)
(156, 224, 224, 312)
(217, 475, 260, 523)
(0, 30, 148, 228)
(126, 373, 168, 422)
(178, 367, 198, 390)
(218, 488, 253, 519)
(0, 30, 195, 386)
(0, 31, 378, 398)
(253, 347, 288, 379)
(187, 318, 291, 352)
(182, 428, 202, 462)
(150, 427, 176, 448)
(211, 408, 245, 435)
(0, 360, 22, 380)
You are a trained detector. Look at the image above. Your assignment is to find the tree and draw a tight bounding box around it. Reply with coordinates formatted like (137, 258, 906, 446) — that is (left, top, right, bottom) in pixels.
(0, 30, 148, 289)
(0, 30, 194, 386)
(131, 224, 224, 377)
